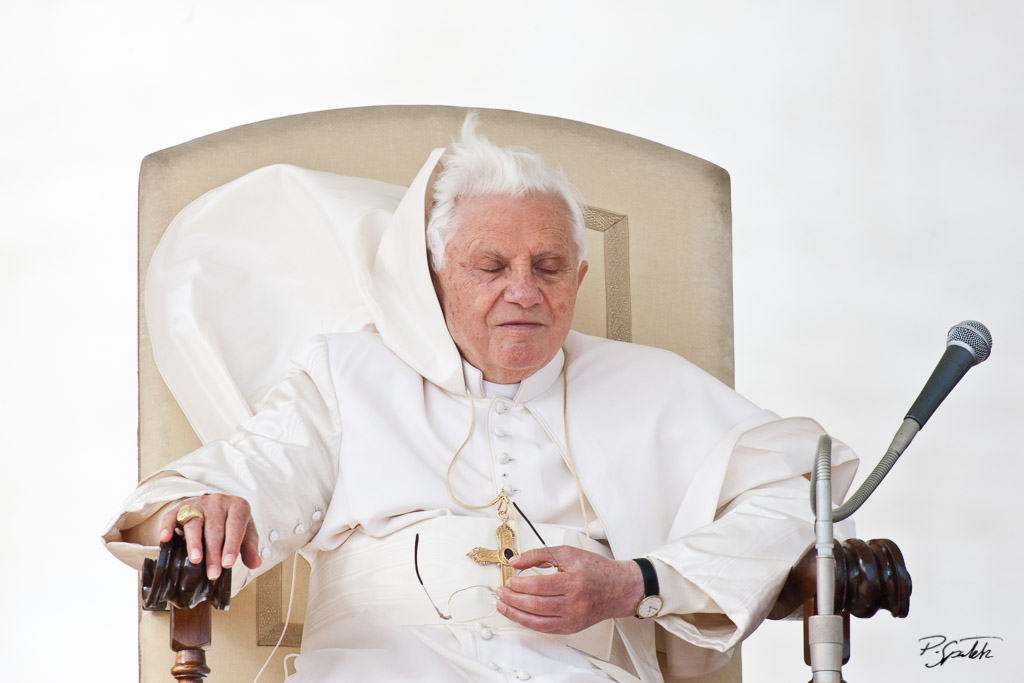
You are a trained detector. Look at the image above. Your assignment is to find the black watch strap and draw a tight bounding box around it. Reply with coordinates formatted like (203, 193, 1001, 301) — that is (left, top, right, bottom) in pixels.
(632, 557, 660, 597)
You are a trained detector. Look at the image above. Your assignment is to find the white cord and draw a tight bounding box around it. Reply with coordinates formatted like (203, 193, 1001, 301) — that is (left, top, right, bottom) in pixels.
(253, 552, 300, 682)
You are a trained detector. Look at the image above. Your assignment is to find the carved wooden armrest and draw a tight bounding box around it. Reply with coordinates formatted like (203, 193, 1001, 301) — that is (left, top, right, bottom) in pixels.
(141, 532, 232, 682)
(769, 538, 911, 621)
(769, 538, 911, 670)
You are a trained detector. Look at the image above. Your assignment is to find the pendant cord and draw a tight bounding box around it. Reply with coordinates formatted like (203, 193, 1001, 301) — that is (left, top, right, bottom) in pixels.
(445, 386, 509, 515)
(561, 362, 592, 551)
(444, 349, 591, 550)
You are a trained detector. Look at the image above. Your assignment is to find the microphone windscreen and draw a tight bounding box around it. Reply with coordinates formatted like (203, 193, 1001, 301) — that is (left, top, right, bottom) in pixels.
(946, 320, 992, 364)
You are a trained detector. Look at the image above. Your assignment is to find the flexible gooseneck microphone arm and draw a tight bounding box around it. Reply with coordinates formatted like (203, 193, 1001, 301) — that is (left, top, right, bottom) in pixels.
(811, 320, 992, 522)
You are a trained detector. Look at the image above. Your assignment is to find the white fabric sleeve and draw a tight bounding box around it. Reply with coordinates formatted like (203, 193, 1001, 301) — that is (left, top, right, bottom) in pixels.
(642, 479, 821, 678)
(645, 419, 859, 673)
(100, 336, 343, 594)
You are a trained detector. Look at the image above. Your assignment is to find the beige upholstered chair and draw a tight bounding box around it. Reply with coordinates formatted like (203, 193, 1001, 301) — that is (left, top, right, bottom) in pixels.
(137, 106, 740, 682)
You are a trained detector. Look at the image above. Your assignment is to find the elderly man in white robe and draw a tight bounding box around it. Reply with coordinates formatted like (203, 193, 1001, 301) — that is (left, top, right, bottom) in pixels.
(105, 116, 857, 682)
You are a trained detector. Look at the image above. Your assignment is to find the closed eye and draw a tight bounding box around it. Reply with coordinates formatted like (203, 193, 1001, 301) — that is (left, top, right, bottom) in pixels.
(534, 260, 565, 274)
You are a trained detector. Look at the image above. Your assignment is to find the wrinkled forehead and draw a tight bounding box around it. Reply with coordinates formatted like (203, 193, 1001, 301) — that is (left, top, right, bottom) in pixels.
(449, 192, 578, 255)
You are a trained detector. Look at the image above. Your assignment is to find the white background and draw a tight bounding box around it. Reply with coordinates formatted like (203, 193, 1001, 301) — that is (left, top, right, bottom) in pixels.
(2, 1, 1020, 681)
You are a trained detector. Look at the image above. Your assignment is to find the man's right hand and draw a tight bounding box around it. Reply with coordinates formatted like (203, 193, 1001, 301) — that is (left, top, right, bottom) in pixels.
(159, 494, 262, 581)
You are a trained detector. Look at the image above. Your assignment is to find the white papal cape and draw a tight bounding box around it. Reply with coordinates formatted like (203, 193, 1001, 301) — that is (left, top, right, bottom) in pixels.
(104, 149, 858, 682)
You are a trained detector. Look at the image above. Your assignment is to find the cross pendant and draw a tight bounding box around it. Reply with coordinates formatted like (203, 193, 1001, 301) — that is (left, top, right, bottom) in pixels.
(467, 522, 516, 586)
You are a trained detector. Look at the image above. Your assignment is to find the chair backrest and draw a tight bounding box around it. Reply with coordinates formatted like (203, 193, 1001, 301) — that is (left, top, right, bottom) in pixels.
(138, 105, 738, 682)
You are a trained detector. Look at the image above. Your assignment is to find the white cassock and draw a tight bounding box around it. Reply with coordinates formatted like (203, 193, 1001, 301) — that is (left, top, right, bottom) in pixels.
(103, 150, 859, 682)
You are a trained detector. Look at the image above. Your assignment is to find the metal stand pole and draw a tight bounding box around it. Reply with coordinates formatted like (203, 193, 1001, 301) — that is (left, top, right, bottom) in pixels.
(809, 435, 844, 683)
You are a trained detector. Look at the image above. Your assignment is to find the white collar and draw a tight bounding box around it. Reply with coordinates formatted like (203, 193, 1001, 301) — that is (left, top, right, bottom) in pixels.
(461, 349, 566, 403)
(482, 379, 519, 400)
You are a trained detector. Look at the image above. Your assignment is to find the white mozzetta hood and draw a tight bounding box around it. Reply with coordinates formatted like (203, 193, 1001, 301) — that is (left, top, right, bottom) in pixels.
(146, 150, 466, 444)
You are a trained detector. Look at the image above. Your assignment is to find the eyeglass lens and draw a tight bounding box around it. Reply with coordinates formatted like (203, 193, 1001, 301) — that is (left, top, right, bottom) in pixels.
(447, 585, 498, 622)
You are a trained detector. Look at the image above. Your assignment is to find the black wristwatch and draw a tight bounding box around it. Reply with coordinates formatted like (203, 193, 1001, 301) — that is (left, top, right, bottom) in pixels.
(632, 557, 663, 619)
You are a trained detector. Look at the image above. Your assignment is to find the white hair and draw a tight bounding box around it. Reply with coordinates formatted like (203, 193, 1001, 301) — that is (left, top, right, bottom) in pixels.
(426, 112, 588, 272)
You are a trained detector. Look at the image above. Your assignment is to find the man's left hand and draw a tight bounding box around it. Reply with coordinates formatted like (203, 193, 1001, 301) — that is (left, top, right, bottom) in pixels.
(495, 546, 645, 634)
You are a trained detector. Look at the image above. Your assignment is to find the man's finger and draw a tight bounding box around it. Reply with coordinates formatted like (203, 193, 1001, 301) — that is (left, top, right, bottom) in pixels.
(202, 507, 227, 580)
(182, 517, 205, 565)
(496, 598, 569, 634)
(497, 586, 568, 618)
(240, 520, 263, 570)
(159, 506, 180, 544)
(220, 498, 253, 568)
(504, 572, 568, 596)
(509, 546, 568, 570)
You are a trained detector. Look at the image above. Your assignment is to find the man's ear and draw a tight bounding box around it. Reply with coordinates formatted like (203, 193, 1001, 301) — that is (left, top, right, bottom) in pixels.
(577, 260, 589, 288)
(430, 264, 451, 317)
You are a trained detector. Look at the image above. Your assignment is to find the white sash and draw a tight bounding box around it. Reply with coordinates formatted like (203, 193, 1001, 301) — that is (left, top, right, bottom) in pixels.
(302, 515, 615, 661)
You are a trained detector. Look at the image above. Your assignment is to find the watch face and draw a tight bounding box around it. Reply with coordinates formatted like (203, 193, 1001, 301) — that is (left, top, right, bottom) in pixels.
(637, 595, 663, 618)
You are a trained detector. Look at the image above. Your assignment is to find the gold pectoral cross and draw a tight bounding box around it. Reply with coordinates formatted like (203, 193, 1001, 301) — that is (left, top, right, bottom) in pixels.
(467, 522, 516, 586)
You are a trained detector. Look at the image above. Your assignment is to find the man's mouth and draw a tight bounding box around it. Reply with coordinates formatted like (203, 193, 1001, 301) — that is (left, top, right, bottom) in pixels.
(499, 321, 544, 329)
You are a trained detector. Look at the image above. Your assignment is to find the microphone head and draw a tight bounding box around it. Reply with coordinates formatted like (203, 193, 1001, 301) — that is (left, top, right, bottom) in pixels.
(947, 320, 992, 364)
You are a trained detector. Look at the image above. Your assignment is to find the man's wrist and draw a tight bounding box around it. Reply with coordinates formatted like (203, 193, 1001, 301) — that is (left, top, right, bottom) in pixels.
(632, 557, 664, 619)
(616, 558, 647, 619)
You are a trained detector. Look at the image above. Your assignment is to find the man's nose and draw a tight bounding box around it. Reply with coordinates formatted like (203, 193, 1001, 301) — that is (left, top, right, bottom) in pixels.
(503, 269, 543, 307)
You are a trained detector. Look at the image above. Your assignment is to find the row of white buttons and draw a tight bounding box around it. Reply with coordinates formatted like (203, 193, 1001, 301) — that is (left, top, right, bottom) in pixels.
(477, 617, 530, 679)
(259, 508, 324, 557)
(491, 401, 521, 496)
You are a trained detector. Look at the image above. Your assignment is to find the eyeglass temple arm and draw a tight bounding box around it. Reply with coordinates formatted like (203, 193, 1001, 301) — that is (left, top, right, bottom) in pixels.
(414, 533, 453, 621)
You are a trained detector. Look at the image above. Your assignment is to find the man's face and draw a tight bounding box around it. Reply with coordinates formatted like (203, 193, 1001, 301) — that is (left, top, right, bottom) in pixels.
(433, 193, 588, 384)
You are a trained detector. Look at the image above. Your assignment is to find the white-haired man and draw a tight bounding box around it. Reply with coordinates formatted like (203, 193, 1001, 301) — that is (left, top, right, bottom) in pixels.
(105, 116, 857, 682)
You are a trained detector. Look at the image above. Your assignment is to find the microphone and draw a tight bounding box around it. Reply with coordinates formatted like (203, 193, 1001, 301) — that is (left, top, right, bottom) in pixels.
(821, 320, 993, 522)
(905, 320, 992, 428)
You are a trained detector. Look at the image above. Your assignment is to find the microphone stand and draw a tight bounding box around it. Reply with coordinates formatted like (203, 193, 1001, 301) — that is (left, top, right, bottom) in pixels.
(805, 321, 991, 681)
(808, 435, 843, 683)
(807, 420, 919, 682)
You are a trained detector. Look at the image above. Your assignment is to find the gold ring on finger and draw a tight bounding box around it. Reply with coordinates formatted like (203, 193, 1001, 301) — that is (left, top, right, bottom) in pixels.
(176, 504, 205, 527)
